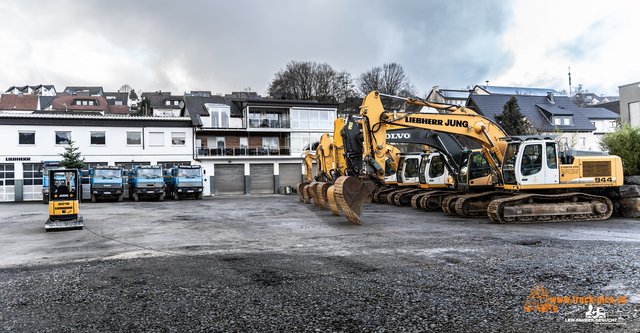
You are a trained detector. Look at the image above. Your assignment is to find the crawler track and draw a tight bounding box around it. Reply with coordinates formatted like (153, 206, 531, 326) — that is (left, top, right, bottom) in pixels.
(487, 192, 613, 224)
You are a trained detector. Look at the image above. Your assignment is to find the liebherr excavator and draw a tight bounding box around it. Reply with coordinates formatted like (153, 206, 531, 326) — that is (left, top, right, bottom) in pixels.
(333, 91, 622, 224)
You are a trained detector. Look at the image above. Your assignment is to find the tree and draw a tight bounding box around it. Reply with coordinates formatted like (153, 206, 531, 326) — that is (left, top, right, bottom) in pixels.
(356, 63, 415, 97)
(495, 96, 532, 136)
(138, 97, 151, 116)
(119, 84, 133, 93)
(267, 60, 356, 113)
(599, 123, 640, 175)
(129, 89, 138, 100)
(58, 140, 85, 169)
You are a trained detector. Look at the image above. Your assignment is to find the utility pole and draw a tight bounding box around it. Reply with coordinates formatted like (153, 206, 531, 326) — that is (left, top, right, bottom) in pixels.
(568, 66, 572, 96)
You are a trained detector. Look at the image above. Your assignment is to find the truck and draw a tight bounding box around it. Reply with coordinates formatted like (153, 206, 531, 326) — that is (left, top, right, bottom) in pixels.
(164, 165, 204, 200)
(41, 161, 61, 204)
(128, 165, 165, 201)
(90, 165, 125, 202)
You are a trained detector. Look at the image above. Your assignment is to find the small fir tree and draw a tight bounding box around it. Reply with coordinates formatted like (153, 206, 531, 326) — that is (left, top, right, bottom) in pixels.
(58, 140, 85, 169)
(496, 96, 532, 136)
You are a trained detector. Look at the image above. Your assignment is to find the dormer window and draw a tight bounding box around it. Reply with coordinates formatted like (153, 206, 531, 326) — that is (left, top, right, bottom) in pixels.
(552, 116, 572, 126)
(165, 101, 170, 106)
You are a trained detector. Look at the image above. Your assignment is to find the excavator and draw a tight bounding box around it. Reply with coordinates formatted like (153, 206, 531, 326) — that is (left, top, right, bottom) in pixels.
(333, 91, 622, 224)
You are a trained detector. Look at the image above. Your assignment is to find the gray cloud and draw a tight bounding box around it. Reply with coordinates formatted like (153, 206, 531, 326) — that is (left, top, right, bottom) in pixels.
(1, 0, 515, 95)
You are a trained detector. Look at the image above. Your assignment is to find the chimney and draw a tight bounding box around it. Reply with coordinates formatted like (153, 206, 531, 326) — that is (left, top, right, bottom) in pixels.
(547, 92, 555, 104)
(433, 86, 440, 92)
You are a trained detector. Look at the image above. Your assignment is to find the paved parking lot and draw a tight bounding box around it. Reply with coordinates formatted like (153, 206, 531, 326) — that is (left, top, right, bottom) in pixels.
(1, 195, 639, 332)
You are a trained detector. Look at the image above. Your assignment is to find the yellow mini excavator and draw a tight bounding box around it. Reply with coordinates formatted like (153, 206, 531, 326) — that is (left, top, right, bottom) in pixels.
(45, 169, 84, 231)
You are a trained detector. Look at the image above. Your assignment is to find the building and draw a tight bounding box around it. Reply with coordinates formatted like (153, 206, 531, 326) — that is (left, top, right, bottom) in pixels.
(141, 91, 184, 117)
(0, 94, 39, 113)
(0, 113, 194, 202)
(184, 93, 338, 195)
(619, 81, 640, 126)
(426, 86, 470, 106)
(5, 85, 56, 96)
(467, 92, 615, 151)
(472, 85, 565, 96)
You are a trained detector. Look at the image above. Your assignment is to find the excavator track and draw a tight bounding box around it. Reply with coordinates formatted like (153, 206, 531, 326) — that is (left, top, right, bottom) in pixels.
(487, 192, 613, 224)
(315, 182, 331, 210)
(296, 182, 309, 202)
(454, 191, 508, 217)
(386, 188, 414, 205)
(411, 192, 431, 209)
(334, 176, 377, 225)
(393, 189, 426, 206)
(327, 185, 341, 216)
(418, 191, 462, 211)
(442, 194, 465, 215)
(373, 187, 396, 204)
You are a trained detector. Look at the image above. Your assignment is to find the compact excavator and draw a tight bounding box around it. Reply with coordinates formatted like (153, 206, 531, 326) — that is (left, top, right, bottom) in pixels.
(333, 91, 622, 224)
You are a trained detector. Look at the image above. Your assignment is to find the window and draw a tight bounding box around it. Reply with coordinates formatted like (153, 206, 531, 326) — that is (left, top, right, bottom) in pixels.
(554, 118, 561, 125)
(521, 144, 542, 176)
(291, 109, 334, 129)
(546, 142, 557, 169)
(82, 101, 88, 106)
(91, 132, 106, 145)
(19, 131, 35, 145)
(165, 101, 170, 106)
(55, 131, 71, 145)
(174, 100, 179, 106)
(171, 132, 186, 146)
(240, 137, 248, 156)
(428, 155, 445, 178)
(263, 137, 279, 149)
(88, 100, 94, 106)
(205, 104, 230, 128)
(115, 101, 123, 105)
(127, 132, 142, 145)
(578, 137, 586, 146)
(563, 117, 571, 125)
(149, 132, 164, 146)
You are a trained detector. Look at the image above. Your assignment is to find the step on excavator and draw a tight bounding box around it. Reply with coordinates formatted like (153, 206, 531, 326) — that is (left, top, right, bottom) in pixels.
(333, 91, 622, 224)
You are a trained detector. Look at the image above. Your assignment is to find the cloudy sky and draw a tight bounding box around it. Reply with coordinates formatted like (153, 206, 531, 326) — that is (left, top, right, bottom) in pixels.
(0, 0, 636, 97)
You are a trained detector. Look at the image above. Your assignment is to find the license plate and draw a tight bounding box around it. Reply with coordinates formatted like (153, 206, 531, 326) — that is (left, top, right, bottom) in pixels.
(147, 190, 154, 194)
(187, 190, 194, 193)
(104, 192, 111, 195)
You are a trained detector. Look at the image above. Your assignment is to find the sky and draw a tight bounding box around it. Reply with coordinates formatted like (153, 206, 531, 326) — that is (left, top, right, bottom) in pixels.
(0, 0, 636, 97)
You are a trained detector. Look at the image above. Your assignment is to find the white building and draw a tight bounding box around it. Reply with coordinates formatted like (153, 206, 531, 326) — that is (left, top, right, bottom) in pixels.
(0, 113, 194, 202)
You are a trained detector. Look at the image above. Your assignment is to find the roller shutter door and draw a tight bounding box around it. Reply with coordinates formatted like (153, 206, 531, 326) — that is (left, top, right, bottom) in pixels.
(279, 163, 302, 188)
(250, 164, 274, 194)
(215, 164, 245, 195)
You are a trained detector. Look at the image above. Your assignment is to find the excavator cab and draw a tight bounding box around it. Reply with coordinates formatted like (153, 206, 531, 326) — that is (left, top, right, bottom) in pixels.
(396, 153, 421, 186)
(418, 152, 449, 189)
(457, 150, 494, 191)
(45, 169, 84, 231)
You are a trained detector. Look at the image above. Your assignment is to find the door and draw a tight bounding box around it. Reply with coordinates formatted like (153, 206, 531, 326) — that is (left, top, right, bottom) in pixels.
(280, 163, 303, 188)
(22, 163, 43, 201)
(0, 163, 15, 201)
(426, 153, 447, 187)
(519, 143, 544, 186)
(250, 164, 274, 194)
(402, 156, 420, 185)
(215, 164, 245, 195)
(544, 142, 559, 185)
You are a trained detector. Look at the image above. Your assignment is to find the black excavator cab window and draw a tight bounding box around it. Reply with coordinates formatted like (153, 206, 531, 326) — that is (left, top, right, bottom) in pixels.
(428, 155, 445, 178)
(521, 144, 543, 176)
(404, 158, 419, 179)
(50, 170, 78, 201)
(502, 143, 520, 185)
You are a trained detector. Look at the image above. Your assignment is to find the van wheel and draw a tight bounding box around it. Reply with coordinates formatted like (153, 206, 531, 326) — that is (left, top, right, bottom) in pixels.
(117, 194, 123, 202)
(132, 192, 139, 202)
(158, 194, 164, 201)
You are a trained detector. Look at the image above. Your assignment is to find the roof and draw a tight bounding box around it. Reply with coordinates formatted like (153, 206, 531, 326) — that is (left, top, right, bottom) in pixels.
(474, 85, 565, 96)
(104, 92, 129, 105)
(579, 107, 619, 119)
(0, 112, 192, 127)
(63, 86, 104, 96)
(0, 94, 39, 111)
(584, 100, 620, 114)
(38, 96, 55, 110)
(106, 105, 132, 114)
(467, 94, 596, 132)
(142, 91, 183, 108)
(438, 90, 470, 99)
(183, 96, 245, 127)
(52, 95, 108, 112)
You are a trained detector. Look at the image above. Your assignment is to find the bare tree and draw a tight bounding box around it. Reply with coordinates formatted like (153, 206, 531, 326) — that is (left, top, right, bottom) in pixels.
(119, 84, 133, 93)
(356, 63, 416, 97)
(267, 61, 356, 109)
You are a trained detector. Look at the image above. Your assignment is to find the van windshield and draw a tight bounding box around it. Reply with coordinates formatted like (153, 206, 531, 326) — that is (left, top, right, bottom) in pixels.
(137, 168, 162, 177)
(177, 168, 201, 177)
(95, 169, 120, 178)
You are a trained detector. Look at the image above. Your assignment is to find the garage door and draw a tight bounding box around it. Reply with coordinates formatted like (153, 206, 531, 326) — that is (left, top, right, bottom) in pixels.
(250, 164, 274, 194)
(0, 164, 15, 202)
(279, 163, 302, 189)
(22, 163, 43, 201)
(215, 164, 245, 195)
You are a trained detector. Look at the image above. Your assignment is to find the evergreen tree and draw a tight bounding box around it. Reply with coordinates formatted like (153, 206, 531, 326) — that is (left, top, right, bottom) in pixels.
(58, 140, 85, 169)
(496, 96, 532, 136)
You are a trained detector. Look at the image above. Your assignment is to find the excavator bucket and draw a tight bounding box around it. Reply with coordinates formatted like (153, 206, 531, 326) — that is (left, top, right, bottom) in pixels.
(296, 182, 309, 202)
(327, 185, 341, 216)
(334, 176, 377, 225)
(315, 182, 331, 209)
(303, 184, 316, 204)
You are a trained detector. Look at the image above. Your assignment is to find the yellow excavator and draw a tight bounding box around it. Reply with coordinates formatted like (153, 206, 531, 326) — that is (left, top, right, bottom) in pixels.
(334, 91, 622, 224)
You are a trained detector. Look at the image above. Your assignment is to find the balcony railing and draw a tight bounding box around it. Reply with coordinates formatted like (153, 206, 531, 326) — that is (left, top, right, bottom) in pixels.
(248, 118, 291, 129)
(197, 145, 291, 157)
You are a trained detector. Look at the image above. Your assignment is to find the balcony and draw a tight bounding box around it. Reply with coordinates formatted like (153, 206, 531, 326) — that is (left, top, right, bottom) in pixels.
(248, 117, 291, 129)
(197, 145, 291, 157)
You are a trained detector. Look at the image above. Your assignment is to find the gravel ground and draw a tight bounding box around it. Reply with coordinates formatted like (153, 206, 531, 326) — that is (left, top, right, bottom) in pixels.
(0, 196, 639, 332)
